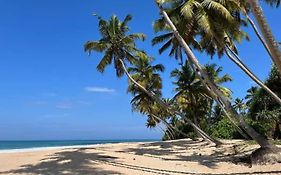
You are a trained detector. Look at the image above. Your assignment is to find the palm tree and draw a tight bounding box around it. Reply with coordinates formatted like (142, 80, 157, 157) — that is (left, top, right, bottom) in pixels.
(233, 98, 247, 115)
(153, 0, 250, 139)
(171, 61, 210, 132)
(155, 1, 276, 150)
(84, 15, 145, 77)
(245, 86, 259, 106)
(170, 61, 250, 139)
(204, 64, 233, 97)
(153, 0, 281, 106)
(153, 0, 244, 59)
(84, 14, 220, 145)
(128, 53, 215, 141)
(246, 0, 281, 74)
(127, 52, 165, 127)
(171, 62, 233, 124)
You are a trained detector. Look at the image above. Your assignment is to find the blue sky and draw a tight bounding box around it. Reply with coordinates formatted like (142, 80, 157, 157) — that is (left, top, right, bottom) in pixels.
(0, 0, 280, 140)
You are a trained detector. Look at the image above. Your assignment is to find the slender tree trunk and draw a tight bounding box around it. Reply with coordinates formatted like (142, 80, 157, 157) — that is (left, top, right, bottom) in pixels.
(225, 47, 281, 106)
(248, 0, 281, 74)
(118, 58, 221, 146)
(152, 114, 190, 139)
(193, 115, 198, 126)
(245, 13, 273, 59)
(158, 125, 172, 140)
(152, 114, 176, 139)
(164, 125, 175, 140)
(156, 2, 274, 149)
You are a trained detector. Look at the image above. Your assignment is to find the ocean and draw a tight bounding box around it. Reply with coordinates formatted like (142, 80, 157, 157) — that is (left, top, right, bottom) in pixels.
(0, 140, 156, 153)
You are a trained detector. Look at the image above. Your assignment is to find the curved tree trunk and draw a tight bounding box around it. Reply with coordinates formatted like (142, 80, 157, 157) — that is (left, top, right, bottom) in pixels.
(225, 47, 281, 106)
(118, 58, 222, 146)
(248, 0, 281, 74)
(156, 1, 274, 149)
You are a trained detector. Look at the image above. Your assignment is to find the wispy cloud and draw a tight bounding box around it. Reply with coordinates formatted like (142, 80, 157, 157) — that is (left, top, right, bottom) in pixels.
(85, 86, 115, 93)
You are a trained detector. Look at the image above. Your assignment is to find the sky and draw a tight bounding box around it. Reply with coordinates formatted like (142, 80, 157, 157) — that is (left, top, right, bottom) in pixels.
(0, 0, 280, 140)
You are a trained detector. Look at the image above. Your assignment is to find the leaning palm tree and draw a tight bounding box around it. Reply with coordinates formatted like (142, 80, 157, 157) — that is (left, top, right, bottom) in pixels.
(155, 1, 280, 163)
(153, 0, 250, 139)
(85, 14, 220, 145)
(153, 0, 281, 106)
(128, 53, 209, 140)
(246, 0, 281, 74)
(127, 52, 165, 127)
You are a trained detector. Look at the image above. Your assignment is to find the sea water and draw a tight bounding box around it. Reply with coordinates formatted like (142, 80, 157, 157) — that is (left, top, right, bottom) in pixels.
(0, 140, 155, 153)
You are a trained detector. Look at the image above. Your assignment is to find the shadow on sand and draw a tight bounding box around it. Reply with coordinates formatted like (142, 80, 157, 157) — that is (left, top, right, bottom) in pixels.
(0, 148, 119, 175)
(1, 140, 280, 175)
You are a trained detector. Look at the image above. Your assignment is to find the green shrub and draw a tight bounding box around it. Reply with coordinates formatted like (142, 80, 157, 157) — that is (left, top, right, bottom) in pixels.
(208, 117, 242, 139)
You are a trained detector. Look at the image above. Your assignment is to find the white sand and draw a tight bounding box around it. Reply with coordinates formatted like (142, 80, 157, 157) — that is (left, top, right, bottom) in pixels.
(0, 139, 280, 175)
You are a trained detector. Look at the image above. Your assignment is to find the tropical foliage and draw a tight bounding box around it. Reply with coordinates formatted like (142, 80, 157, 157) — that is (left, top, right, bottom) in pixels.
(85, 0, 281, 162)
(84, 15, 145, 77)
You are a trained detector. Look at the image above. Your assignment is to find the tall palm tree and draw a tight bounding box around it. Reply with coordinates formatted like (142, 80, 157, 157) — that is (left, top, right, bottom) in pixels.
(153, 0, 281, 106)
(155, 0, 276, 150)
(84, 14, 220, 145)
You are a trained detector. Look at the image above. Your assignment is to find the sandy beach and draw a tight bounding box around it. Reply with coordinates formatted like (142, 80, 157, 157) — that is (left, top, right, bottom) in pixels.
(0, 139, 280, 175)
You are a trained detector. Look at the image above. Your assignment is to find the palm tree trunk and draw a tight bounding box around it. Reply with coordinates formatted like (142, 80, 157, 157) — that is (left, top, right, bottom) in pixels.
(158, 125, 172, 140)
(220, 105, 250, 139)
(247, 0, 281, 74)
(164, 125, 175, 140)
(118, 58, 221, 146)
(225, 47, 281, 106)
(156, 1, 274, 149)
(245, 13, 273, 59)
(151, 114, 190, 139)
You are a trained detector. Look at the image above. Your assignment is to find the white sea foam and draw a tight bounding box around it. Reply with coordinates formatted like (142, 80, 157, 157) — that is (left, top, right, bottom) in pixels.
(0, 144, 103, 153)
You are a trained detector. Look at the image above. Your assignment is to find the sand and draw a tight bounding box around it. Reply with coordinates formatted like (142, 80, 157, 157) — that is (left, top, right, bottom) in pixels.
(0, 139, 280, 175)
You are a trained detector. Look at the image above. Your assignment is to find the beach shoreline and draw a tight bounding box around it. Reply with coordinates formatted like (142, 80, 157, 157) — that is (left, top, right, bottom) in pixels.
(0, 139, 280, 174)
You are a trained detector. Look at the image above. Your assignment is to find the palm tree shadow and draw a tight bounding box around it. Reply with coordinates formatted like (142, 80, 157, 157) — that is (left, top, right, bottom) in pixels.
(0, 148, 119, 175)
(121, 139, 256, 169)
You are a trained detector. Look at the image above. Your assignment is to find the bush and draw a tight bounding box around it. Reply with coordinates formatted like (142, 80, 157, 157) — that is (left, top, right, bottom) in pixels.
(208, 117, 243, 139)
(246, 118, 274, 139)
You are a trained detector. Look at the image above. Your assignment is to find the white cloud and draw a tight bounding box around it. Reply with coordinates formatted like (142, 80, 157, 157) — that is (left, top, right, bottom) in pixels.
(85, 86, 115, 93)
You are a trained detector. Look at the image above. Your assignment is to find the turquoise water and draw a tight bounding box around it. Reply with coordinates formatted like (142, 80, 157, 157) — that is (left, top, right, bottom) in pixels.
(0, 140, 155, 151)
